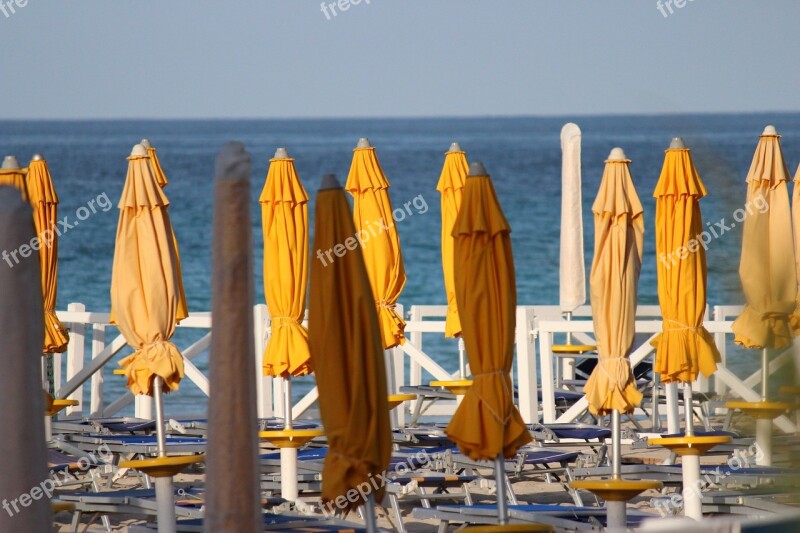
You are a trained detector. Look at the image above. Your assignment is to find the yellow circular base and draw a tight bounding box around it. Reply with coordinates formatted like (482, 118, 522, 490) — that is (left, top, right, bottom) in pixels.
(52, 501, 75, 513)
(259, 428, 324, 448)
(387, 394, 416, 409)
(430, 379, 473, 395)
(649, 435, 732, 456)
(552, 344, 596, 354)
(779, 386, 800, 397)
(113, 368, 126, 375)
(725, 401, 791, 420)
(464, 525, 554, 532)
(47, 399, 79, 417)
(569, 479, 662, 502)
(120, 455, 205, 478)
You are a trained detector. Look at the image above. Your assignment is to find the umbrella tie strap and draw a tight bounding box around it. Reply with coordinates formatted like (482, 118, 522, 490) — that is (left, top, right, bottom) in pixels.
(664, 319, 699, 332)
(472, 370, 506, 377)
(597, 356, 632, 388)
(376, 301, 396, 310)
(761, 311, 788, 320)
(270, 316, 301, 328)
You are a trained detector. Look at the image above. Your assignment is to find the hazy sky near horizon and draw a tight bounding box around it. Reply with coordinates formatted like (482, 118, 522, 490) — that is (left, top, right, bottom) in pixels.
(1, 1, 799, 120)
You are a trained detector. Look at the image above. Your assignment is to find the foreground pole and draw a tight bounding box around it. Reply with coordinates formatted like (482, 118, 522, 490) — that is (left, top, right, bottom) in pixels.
(0, 187, 52, 532)
(205, 142, 260, 533)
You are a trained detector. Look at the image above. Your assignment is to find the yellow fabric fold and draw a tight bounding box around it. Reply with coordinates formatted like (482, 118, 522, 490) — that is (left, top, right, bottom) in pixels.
(437, 150, 468, 338)
(260, 157, 312, 378)
(651, 148, 720, 383)
(445, 174, 532, 460)
(732, 134, 796, 349)
(146, 146, 169, 188)
(345, 147, 407, 349)
(584, 160, 644, 416)
(119, 340, 185, 395)
(791, 163, 800, 333)
(27, 159, 69, 353)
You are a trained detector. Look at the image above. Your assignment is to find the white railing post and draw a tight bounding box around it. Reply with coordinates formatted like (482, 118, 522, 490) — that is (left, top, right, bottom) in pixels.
(253, 304, 273, 419)
(409, 306, 422, 387)
(515, 306, 538, 424)
(90, 323, 105, 417)
(65, 303, 85, 417)
(539, 327, 556, 423)
(713, 305, 728, 397)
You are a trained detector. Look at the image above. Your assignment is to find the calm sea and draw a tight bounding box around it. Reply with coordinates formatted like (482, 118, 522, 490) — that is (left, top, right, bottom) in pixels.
(2, 114, 798, 414)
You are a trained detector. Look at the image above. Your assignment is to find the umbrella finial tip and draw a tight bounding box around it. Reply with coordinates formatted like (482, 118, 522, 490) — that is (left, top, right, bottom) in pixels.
(215, 141, 252, 181)
(273, 147, 289, 159)
(669, 137, 686, 149)
(467, 161, 488, 177)
(140, 138, 152, 149)
(607, 147, 628, 161)
(319, 173, 341, 190)
(356, 137, 372, 149)
(130, 144, 148, 157)
(448, 142, 462, 153)
(762, 125, 778, 136)
(2, 155, 21, 170)
(30, 153, 44, 162)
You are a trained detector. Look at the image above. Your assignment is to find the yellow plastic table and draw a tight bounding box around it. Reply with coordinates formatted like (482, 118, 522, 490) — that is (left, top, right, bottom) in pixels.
(47, 399, 79, 417)
(120, 454, 205, 478)
(649, 435, 732, 456)
(569, 479, 662, 502)
(551, 344, 596, 354)
(387, 393, 416, 409)
(259, 428, 324, 448)
(430, 379, 473, 395)
(725, 401, 791, 420)
(52, 501, 75, 513)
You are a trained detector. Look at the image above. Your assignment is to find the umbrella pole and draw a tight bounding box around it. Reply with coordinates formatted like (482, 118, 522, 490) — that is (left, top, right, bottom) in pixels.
(754, 348, 774, 466)
(607, 409, 626, 530)
(665, 382, 681, 434)
(682, 382, 702, 520)
(495, 455, 509, 525)
(458, 336, 466, 379)
(281, 376, 299, 501)
(365, 493, 378, 533)
(152, 376, 177, 533)
(761, 348, 769, 401)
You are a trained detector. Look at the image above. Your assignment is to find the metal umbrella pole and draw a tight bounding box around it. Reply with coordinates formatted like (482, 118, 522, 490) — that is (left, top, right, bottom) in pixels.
(152, 376, 176, 533)
(458, 337, 466, 379)
(281, 375, 300, 500)
(606, 409, 626, 529)
(681, 382, 702, 520)
(756, 348, 773, 465)
(495, 455, 509, 525)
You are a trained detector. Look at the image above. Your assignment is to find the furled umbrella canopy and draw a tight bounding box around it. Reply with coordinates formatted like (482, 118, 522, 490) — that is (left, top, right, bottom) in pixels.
(260, 150, 311, 377)
(140, 139, 188, 322)
(0, 156, 28, 201)
(345, 139, 407, 349)
(583, 148, 644, 415)
(308, 174, 392, 512)
(437, 144, 468, 339)
(445, 163, 531, 460)
(27, 155, 69, 353)
(789, 163, 800, 332)
(651, 141, 720, 383)
(732, 126, 796, 349)
(560, 123, 586, 314)
(112, 144, 184, 395)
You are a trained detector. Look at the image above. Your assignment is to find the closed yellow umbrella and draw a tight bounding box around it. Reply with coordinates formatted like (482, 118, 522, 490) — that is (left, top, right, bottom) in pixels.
(112, 144, 184, 395)
(27, 155, 69, 353)
(583, 148, 644, 416)
(438, 143, 468, 339)
(140, 139, 188, 323)
(445, 162, 531, 461)
(345, 138, 406, 349)
(792, 163, 800, 331)
(308, 174, 392, 517)
(651, 140, 720, 383)
(0, 156, 28, 201)
(260, 149, 311, 378)
(732, 126, 796, 350)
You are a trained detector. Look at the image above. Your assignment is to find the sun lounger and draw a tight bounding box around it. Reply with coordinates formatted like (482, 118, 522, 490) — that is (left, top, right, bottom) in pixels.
(127, 513, 369, 532)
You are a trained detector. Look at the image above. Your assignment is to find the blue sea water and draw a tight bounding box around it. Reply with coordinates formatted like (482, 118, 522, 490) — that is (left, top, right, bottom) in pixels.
(2, 114, 799, 415)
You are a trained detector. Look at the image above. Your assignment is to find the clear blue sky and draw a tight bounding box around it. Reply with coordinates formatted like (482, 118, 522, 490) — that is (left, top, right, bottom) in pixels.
(1, 1, 798, 119)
